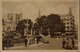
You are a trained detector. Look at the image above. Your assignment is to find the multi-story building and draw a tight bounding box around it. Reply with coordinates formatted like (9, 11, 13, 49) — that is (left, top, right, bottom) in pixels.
(36, 7, 76, 36)
(2, 12, 22, 35)
(2, 7, 77, 36)
(60, 7, 75, 35)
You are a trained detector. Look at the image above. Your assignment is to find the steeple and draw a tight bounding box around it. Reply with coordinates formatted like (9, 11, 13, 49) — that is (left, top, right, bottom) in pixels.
(68, 7, 72, 16)
(38, 10, 41, 18)
(20, 11, 22, 20)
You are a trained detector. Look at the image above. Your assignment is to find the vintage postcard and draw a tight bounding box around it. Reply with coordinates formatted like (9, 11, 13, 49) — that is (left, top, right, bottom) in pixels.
(1, 0, 79, 52)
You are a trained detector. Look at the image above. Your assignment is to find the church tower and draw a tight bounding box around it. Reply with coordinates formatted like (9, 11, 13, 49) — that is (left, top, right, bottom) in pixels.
(68, 7, 75, 32)
(64, 7, 75, 35)
(68, 7, 72, 16)
(38, 10, 41, 18)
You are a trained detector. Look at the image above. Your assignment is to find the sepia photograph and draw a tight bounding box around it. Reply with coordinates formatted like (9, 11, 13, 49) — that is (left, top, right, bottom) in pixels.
(2, 0, 79, 50)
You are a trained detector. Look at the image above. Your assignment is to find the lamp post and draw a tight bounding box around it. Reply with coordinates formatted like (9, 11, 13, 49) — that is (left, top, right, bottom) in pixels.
(24, 18, 30, 36)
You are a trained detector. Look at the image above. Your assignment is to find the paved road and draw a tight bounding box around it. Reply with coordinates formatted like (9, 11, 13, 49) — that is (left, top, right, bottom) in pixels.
(31, 38, 64, 50)
(7, 38, 78, 50)
(7, 38, 65, 50)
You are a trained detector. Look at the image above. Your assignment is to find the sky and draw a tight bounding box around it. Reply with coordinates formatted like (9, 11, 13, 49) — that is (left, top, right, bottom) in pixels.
(2, 0, 79, 25)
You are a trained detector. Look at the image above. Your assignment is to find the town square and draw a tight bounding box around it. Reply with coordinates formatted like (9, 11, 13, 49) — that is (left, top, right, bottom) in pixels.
(2, 0, 78, 50)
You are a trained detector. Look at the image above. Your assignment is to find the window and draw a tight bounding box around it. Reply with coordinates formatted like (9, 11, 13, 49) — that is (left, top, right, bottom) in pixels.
(67, 26, 69, 28)
(71, 23, 73, 24)
(70, 18, 72, 19)
(73, 20, 74, 22)
(67, 22, 69, 24)
(71, 26, 73, 28)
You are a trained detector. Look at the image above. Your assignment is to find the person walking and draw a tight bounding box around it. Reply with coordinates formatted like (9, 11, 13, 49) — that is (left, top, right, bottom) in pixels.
(27, 37, 30, 45)
(62, 39, 66, 48)
(66, 37, 72, 49)
(35, 37, 37, 44)
(36, 37, 39, 44)
(66, 38, 69, 48)
(24, 37, 28, 47)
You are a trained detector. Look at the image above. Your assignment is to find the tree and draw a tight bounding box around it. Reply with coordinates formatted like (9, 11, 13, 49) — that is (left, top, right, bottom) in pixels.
(16, 19, 33, 36)
(35, 13, 65, 37)
(32, 23, 39, 35)
(36, 14, 65, 35)
(35, 15, 48, 36)
(36, 15, 46, 27)
(47, 14, 65, 37)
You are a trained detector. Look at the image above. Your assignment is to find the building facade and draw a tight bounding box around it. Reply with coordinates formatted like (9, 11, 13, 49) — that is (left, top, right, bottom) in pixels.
(60, 7, 75, 35)
(34, 7, 76, 36)
(2, 7, 77, 36)
(2, 12, 22, 35)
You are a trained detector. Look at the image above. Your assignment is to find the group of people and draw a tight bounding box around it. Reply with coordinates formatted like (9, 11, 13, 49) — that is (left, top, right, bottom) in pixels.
(62, 36, 75, 49)
(24, 36, 42, 47)
(24, 35, 50, 47)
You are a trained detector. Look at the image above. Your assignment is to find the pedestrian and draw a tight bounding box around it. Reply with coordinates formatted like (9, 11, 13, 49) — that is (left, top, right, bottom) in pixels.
(35, 37, 37, 44)
(72, 38, 75, 48)
(67, 36, 69, 40)
(68, 37, 72, 48)
(62, 39, 66, 48)
(24, 37, 28, 47)
(66, 38, 69, 48)
(36, 37, 39, 44)
(27, 37, 30, 45)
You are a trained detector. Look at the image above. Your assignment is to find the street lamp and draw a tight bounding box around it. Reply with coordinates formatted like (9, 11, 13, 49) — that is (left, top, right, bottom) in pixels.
(24, 18, 30, 36)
